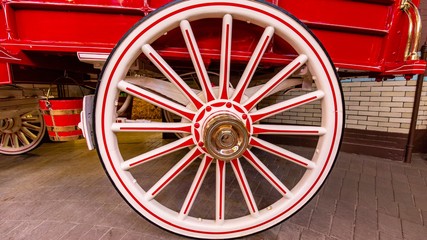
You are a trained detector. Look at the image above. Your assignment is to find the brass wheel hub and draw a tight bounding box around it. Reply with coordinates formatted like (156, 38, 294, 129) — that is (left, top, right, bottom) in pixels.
(203, 114, 249, 161)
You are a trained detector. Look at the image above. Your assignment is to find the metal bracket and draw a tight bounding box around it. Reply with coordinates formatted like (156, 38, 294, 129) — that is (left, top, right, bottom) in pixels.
(78, 94, 95, 150)
(400, 0, 422, 60)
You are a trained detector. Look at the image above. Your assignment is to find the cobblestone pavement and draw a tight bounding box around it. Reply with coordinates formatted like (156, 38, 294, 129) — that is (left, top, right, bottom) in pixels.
(1, 137, 427, 240)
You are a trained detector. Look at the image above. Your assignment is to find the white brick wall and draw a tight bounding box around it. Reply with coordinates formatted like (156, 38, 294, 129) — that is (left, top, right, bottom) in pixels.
(260, 79, 427, 134)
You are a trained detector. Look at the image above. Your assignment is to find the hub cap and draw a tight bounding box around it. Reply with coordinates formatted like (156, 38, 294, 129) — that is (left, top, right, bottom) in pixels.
(204, 114, 248, 161)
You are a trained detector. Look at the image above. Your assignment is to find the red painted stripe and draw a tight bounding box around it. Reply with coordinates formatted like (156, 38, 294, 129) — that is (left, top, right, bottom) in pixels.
(149, 52, 203, 109)
(234, 35, 270, 103)
(152, 148, 202, 196)
(126, 87, 195, 120)
(129, 138, 194, 167)
(195, 108, 206, 122)
(244, 62, 301, 111)
(250, 96, 317, 123)
(185, 29, 215, 102)
(218, 160, 225, 220)
(220, 24, 230, 99)
(250, 138, 308, 167)
(120, 126, 191, 133)
(231, 159, 256, 213)
(184, 156, 213, 215)
(252, 126, 318, 135)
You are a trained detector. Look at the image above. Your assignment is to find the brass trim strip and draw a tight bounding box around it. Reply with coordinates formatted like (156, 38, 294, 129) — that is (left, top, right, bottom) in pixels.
(46, 126, 81, 132)
(49, 135, 83, 142)
(42, 109, 82, 116)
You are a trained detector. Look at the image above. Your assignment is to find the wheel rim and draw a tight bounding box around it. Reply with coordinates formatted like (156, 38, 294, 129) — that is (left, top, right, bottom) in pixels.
(0, 109, 46, 155)
(95, 1, 343, 238)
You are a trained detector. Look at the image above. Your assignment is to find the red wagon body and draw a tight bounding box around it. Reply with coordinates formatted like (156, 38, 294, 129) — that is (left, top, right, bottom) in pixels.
(0, 0, 425, 84)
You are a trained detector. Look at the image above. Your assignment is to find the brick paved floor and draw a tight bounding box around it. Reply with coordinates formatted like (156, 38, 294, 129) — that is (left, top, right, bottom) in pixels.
(1, 136, 427, 240)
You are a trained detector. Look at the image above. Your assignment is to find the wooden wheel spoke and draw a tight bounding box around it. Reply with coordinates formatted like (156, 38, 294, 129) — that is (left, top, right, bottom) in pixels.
(230, 159, 259, 216)
(216, 160, 226, 222)
(22, 122, 41, 131)
(252, 125, 326, 135)
(232, 26, 275, 103)
(21, 117, 40, 123)
(180, 20, 216, 102)
(142, 44, 204, 109)
(250, 137, 315, 169)
(219, 14, 232, 100)
(250, 90, 324, 122)
(243, 150, 292, 198)
(11, 133, 19, 148)
(121, 136, 194, 170)
(118, 80, 196, 121)
(146, 148, 203, 200)
(112, 122, 192, 133)
(17, 131, 30, 146)
(2, 133, 10, 147)
(179, 156, 213, 218)
(21, 127, 37, 140)
(243, 54, 308, 111)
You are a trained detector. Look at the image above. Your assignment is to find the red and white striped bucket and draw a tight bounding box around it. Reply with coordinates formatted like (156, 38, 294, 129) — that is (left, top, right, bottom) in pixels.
(39, 98, 83, 141)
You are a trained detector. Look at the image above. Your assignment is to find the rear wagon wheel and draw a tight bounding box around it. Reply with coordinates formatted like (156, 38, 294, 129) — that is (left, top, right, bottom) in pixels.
(0, 109, 46, 155)
(94, 0, 344, 238)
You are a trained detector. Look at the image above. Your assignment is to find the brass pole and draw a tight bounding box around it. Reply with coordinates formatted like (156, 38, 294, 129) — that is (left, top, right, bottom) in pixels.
(404, 43, 427, 163)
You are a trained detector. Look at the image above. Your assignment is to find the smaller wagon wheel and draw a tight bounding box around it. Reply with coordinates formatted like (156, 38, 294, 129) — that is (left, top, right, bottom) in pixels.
(94, 0, 344, 239)
(0, 109, 46, 155)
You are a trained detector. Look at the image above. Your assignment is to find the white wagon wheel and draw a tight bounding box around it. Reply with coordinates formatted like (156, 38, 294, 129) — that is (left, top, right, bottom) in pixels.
(0, 109, 46, 155)
(94, 0, 344, 238)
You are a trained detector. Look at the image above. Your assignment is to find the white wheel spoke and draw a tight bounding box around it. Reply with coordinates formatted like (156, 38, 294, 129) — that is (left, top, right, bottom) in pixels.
(142, 44, 204, 109)
(146, 147, 203, 200)
(112, 122, 192, 133)
(179, 156, 213, 218)
(118, 80, 196, 121)
(230, 159, 259, 216)
(252, 125, 326, 136)
(232, 26, 275, 103)
(121, 136, 194, 170)
(17, 131, 30, 146)
(22, 122, 41, 131)
(250, 137, 315, 169)
(180, 20, 216, 102)
(243, 55, 308, 111)
(21, 127, 37, 140)
(250, 90, 324, 122)
(219, 14, 232, 100)
(216, 160, 226, 223)
(243, 150, 292, 198)
(126, 76, 201, 106)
